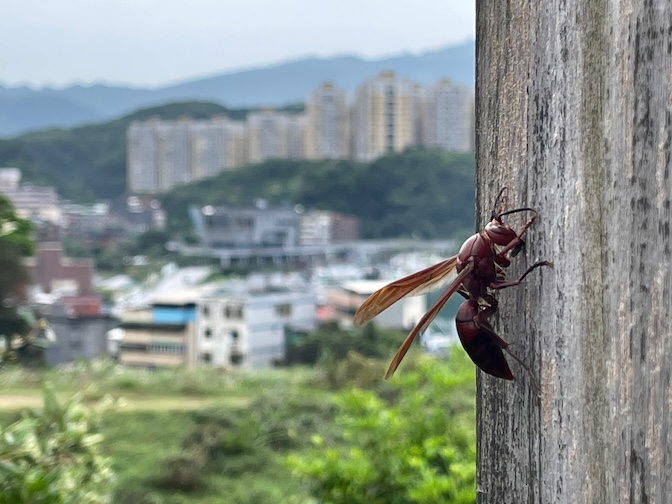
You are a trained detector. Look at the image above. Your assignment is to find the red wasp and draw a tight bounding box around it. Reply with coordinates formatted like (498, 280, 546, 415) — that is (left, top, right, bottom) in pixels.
(353, 188, 552, 380)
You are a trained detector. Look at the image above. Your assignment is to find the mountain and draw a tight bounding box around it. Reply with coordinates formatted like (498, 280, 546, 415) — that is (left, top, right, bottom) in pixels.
(0, 41, 474, 137)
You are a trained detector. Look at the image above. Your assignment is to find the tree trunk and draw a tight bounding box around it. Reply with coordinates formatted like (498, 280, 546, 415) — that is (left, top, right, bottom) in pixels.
(475, 1, 672, 502)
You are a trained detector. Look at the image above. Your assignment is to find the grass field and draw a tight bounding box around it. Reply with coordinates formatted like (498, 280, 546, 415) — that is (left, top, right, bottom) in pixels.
(0, 360, 334, 503)
(0, 353, 477, 503)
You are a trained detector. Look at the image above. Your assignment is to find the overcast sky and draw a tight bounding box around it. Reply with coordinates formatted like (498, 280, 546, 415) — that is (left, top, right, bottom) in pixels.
(1, 0, 474, 89)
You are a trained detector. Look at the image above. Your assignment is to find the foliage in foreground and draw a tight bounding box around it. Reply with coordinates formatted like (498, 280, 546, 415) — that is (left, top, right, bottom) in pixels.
(0, 384, 116, 503)
(0, 353, 478, 503)
(288, 352, 477, 504)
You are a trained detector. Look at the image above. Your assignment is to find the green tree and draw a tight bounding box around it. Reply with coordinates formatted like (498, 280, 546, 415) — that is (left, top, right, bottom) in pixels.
(287, 352, 476, 504)
(0, 195, 35, 361)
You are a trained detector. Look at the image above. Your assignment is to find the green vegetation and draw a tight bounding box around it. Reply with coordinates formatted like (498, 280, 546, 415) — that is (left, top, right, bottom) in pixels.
(0, 384, 115, 503)
(288, 357, 476, 504)
(0, 101, 304, 203)
(0, 344, 478, 503)
(0, 100, 474, 242)
(0, 195, 37, 364)
(163, 148, 475, 240)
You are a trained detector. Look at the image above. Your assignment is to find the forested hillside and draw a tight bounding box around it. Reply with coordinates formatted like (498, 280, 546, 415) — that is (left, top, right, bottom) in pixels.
(0, 101, 302, 202)
(162, 149, 475, 240)
(0, 101, 474, 239)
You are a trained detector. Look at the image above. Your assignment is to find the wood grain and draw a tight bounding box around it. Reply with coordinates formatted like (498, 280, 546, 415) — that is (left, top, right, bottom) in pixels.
(475, 0, 672, 502)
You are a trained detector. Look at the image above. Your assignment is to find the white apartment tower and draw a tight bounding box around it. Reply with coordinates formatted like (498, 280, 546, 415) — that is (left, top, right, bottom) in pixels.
(127, 118, 246, 194)
(127, 120, 160, 193)
(246, 110, 307, 163)
(305, 82, 350, 160)
(156, 119, 192, 191)
(424, 80, 474, 152)
(190, 117, 246, 179)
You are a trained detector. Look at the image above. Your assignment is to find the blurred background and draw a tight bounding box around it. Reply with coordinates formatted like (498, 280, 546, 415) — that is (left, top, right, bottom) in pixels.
(0, 1, 478, 502)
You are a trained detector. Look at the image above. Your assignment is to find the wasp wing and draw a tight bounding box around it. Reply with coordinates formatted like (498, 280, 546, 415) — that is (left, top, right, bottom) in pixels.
(385, 261, 474, 379)
(353, 256, 458, 327)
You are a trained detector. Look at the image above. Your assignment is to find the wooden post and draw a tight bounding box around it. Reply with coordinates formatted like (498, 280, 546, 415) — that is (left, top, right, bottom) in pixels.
(475, 0, 672, 502)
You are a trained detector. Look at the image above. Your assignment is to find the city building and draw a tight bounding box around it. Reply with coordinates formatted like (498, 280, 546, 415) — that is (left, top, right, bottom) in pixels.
(190, 117, 246, 178)
(0, 167, 61, 223)
(196, 286, 316, 368)
(299, 210, 360, 245)
(246, 110, 306, 163)
(26, 242, 95, 297)
(114, 281, 316, 370)
(305, 82, 350, 160)
(423, 80, 474, 152)
(23, 242, 114, 366)
(189, 204, 301, 249)
(127, 118, 245, 194)
(127, 120, 160, 193)
(351, 71, 424, 162)
(108, 195, 166, 234)
(115, 294, 200, 369)
(324, 279, 426, 330)
(125, 75, 475, 194)
(39, 305, 117, 366)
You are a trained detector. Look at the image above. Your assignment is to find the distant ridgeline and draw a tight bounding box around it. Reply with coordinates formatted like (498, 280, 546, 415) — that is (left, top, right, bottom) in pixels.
(128, 72, 474, 194)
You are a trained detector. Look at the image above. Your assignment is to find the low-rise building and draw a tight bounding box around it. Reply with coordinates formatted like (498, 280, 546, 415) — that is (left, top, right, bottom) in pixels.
(299, 210, 360, 245)
(115, 300, 199, 369)
(325, 279, 426, 330)
(195, 287, 316, 368)
(189, 204, 301, 249)
(114, 283, 316, 370)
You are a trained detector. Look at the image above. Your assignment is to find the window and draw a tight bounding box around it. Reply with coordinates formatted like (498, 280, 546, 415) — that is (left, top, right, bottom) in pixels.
(230, 330, 239, 340)
(275, 303, 292, 317)
(119, 343, 148, 353)
(200, 352, 212, 363)
(149, 343, 185, 354)
(202, 305, 210, 317)
(224, 305, 244, 319)
(204, 327, 212, 339)
(230, 350, 243, 365)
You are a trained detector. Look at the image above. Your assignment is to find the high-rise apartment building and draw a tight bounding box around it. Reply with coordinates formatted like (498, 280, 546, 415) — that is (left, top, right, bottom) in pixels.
(423, 80, 474, 152)
(156, 119, 191, 191)
(190, 117, 246, 179)
(351, 71, 423, 162)
(128, 118, 246, 194)
(246, 110, 306, 163)
(126, 75, 475, 194)
(127, 120, 160, 193)
(305, 82, 350, 160)
(285, 114, 306, 160)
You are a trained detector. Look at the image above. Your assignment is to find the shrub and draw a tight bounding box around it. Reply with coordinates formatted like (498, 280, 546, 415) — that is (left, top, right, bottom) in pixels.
(287, 350, 477, 504)
(0, 384, 116, 503)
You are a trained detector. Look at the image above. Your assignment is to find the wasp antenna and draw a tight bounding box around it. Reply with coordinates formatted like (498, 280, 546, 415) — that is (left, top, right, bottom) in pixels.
(498, 207, 539, 220)
(491, 187, 509, 221)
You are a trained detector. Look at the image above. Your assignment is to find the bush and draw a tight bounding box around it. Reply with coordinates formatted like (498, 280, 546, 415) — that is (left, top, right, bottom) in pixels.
(287, 350, 477, 504)
(0, 384, 116, 503)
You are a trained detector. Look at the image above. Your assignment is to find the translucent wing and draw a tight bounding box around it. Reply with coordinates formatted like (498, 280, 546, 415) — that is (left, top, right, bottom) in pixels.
(353, 256, 458, 327)
(385, 262, 474, 379)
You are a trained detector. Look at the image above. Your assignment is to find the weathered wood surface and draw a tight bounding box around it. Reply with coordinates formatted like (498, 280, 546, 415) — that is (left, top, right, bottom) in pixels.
(475, 0, 672, 502)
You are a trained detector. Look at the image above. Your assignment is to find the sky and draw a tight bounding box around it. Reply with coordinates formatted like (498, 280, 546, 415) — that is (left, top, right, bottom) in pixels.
(1, 0, 474, 89)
